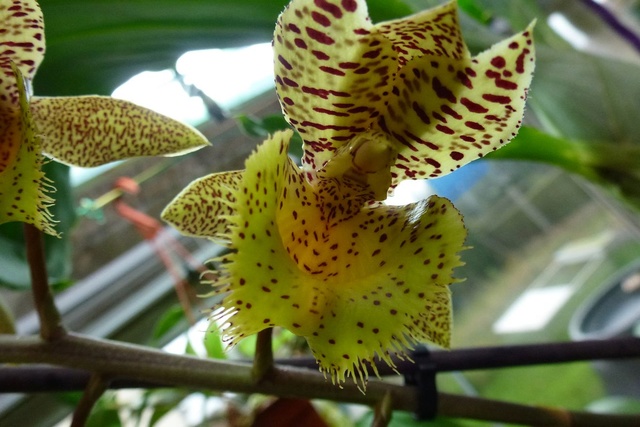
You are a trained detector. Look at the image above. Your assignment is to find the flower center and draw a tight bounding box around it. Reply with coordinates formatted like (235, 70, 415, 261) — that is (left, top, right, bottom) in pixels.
(319, 129, 396, 201)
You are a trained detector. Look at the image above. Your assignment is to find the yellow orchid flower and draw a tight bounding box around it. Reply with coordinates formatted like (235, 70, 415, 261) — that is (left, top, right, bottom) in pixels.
(0, 0, 210, 235)
(274, 0, 535, 199)
(163, 0, 535, 388)
(164, 130, 467, 387)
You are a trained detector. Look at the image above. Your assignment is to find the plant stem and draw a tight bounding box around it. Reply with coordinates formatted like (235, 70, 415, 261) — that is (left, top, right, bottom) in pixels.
(372, 391, 392, 427)
(23, 224, 66, 341)
(0, 333, 411, 407)
(280, 337, 640, 374)
(0, 334, 639, 426)
(253, 328, 274, 382)
(71, 373, 109, 427)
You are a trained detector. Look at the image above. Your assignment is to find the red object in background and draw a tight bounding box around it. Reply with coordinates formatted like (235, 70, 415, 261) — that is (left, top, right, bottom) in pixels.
(112, 177, 204, 324)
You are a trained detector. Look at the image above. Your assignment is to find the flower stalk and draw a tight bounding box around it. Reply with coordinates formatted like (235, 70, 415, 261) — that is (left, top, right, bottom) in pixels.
(24, 223, 66, 341)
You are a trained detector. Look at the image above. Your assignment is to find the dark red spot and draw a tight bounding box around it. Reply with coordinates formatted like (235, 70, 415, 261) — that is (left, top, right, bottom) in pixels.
(516, 48, 530, 74)
(412, 102, 430, 125)
(456, 70, 473, 89)
(315, 0, 343, 18)
(461, 97, 488, 113)
(491, 56, 506, 68)
(483, 94, 511, 104)
(278, 55, 292, 70)
(306, 27, 335, 45)
(312, 11, 331, 27)
(342, 0, 357, 12)
(338, 61, 360, 69)
(319, 66, 345, 76)
(288, 24, 301, 34)
(294, 38, 307, 49)
(311, 50, 330, 60)
(450, 151, 464, 161)
(432, 77, 456, 103)
(362, 48, 381, 59)
(465, 121, 485, 131)
(283, 77, 298, 87)
(436, 124, 455, 135)
(441, 105, 462, 120)
(426, 158, 441, 168)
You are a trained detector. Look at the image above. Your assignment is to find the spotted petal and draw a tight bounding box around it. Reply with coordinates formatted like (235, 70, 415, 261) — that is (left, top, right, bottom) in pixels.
(162, 170, 243, 244)
(30, 96, 210, 167)
(274, 0, 397, 170)
(383, 23, 536, 184)
(0, 62, 54, 234)
(0, 0, 45, 112)
(371, 1, 464, 66)
(202, 130, 466, 387)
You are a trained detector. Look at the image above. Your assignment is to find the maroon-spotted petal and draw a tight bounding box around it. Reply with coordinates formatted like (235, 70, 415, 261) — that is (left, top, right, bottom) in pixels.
(0, 0, 45, 112)
(274, 0, 397, 170)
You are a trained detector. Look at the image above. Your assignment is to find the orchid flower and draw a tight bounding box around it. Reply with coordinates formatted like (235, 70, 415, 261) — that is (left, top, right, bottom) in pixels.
(0, 0, 209, 236)
(163, 0, 534, 388)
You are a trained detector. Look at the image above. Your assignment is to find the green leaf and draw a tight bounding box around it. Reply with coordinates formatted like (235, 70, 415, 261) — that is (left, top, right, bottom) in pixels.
(456, 0, 492, 24)
(0, 162, 75, 290)
(487, 126, 640, 210)
(150, 304, 187, 344)
(86, 408, 122, 427)
(531, 46, 640, 145)
(237, 333, 257, 357)
(37, 0, 412, 97)
(203, 321, 226, 359)
(85, 393, 122, 427)
(236, 114, 303, 159)
(485, 126, 599, 179)
(0, 294, 16, 334)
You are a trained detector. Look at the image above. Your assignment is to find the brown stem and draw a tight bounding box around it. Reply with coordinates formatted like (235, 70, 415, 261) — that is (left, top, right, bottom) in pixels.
(23, 224, 66, 341)
(372, 391, 392, 427)
(71, 373, 109, 427)
(252, 328, 274, 383)
(0, 334, 639, 426)
(278, 337, 640, 374)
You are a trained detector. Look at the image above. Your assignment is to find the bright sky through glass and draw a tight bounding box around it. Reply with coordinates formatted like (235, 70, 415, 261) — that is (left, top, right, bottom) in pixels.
(72, 43, 274, 186)
(112, 42, 274, 126)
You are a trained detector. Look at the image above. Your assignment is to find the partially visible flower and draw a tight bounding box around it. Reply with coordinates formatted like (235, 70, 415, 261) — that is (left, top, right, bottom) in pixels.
(163, 130, 467, 386)
(163, 0, 535, 388)
(0, 0, 209, 235)
(274, 0, 535, 203)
